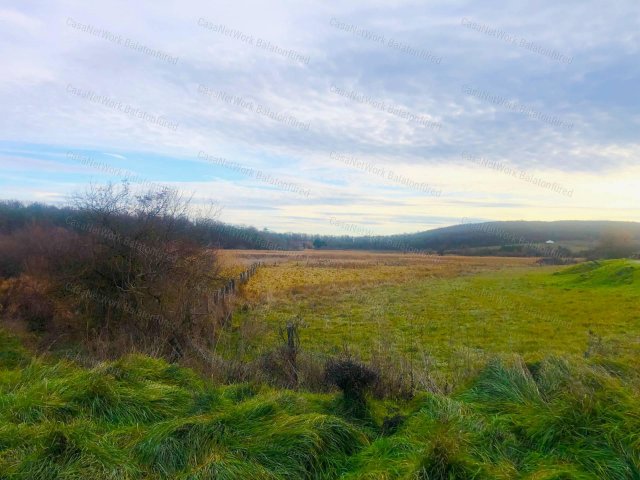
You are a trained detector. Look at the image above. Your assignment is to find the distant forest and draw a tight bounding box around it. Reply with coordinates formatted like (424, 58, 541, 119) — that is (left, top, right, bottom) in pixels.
(2, 200, 639, 259)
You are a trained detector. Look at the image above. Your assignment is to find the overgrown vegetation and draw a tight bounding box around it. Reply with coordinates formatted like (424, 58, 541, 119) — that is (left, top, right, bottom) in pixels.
(0, 331, 638, 479)
(0, 183, 223, 361)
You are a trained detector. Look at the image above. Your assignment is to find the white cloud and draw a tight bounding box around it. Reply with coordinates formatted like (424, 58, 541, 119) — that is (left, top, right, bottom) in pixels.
(1, 0, 638, 233)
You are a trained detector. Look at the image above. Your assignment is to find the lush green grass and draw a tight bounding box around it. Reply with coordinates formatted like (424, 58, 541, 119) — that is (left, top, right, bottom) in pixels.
(233, 260, 640, 372)
(0, 335, 365, 479)
(0, 330, 639, 479)
(2, 259, 639, 478)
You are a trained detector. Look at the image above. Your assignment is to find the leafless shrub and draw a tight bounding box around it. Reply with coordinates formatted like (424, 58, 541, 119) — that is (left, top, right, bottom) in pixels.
(370, 352, 415, 400)
(325, 357, 378, 404)
(0, 224, 88, 279)
(256, 318, 305, 388)
(296, 351, 331, 391)
(62, 183, 223, 359)
(1, 275, 55, 332)
(0, 182, 225, 363)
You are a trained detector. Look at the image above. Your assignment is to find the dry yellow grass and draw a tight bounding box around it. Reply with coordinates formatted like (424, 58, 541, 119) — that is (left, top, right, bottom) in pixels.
(215, 250, 253, 278)
(219, 251, 640, 374)
(227, 250, 537, 302)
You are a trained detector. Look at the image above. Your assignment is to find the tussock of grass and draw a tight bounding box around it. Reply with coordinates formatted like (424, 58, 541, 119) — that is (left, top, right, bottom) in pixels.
(0, 339, 364, 479)
(0, 329, 639, 478)
(343, 358, 640, 479)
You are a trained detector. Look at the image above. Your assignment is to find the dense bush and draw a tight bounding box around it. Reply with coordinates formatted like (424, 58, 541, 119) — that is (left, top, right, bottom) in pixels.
(325, 358, 378, 404)
(0, 184, 223, 361)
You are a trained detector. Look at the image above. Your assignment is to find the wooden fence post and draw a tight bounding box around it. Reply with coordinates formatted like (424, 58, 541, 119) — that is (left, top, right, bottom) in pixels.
(205, 261, 263, 310)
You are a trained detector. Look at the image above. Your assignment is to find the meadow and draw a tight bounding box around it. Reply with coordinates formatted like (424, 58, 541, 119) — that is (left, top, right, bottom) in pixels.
(2, 250, 640, 478)
(230, 252, 640, 377)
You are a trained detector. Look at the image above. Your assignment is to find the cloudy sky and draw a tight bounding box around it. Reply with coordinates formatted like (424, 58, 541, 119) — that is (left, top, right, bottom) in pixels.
(1, 0, 638, 234)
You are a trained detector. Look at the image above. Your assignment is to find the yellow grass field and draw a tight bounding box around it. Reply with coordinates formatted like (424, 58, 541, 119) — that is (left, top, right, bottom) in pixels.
(219, 250, 640, 378)
(228, 250, 537, 300)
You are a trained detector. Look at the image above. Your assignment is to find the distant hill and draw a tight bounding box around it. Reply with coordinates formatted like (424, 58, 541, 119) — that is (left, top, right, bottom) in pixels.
(1, 201, 639, 257)
(312, 220, 640, 258)
(379, 220, 640, 250)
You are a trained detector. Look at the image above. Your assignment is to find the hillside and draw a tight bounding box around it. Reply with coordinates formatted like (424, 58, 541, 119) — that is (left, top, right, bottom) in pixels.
(392, 220, 640, 248)
(312, 220, 640, 258)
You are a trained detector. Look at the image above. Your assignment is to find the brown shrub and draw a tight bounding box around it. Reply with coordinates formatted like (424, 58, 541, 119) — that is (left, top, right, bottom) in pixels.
(2, 275, 55, 332)
(0, 184, 225, 364)
(324, 357, 378, 404)
(0, 224, 87, 279)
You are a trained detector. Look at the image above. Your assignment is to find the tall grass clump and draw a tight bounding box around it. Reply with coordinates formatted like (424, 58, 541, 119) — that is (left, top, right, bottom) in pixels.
(0, 343, 366, 479)
(1, 330, 639, 479)
(341, 356, 640, 479)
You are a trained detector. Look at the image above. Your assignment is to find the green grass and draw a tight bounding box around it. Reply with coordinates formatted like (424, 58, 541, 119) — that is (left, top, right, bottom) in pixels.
(554, 259, 640, 287)
(232, 260, 640, 372)
(0, 330, 639, 479)
(0, 335, 365, 479)
(0, 331, 29, 370)
(2, 259, 639, 478)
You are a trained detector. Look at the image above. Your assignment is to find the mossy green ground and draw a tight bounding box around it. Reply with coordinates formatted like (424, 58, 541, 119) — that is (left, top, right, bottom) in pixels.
(1, 331, 639, 479)
(234, 260, 640, 371)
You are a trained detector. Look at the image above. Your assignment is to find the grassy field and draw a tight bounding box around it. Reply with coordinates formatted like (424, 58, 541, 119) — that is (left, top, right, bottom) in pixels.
(2, 252, 640, 478)
(230, 253, 640, 375)
(1, 329, 639, 479)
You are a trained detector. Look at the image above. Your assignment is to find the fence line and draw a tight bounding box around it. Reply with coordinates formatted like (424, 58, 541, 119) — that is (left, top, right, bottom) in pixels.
(204, 261, 263, 313)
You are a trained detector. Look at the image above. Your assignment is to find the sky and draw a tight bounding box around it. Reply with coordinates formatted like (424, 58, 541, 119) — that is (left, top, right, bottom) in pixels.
(0, 0, 638, 234)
